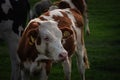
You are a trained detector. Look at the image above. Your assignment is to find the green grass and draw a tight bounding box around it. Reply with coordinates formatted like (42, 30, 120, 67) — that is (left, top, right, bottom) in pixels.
(0, 0, 120, 80)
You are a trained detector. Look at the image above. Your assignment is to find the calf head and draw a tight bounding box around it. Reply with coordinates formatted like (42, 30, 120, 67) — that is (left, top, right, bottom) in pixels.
(18, 18, 68, 63)
(35, 20, 68, 62)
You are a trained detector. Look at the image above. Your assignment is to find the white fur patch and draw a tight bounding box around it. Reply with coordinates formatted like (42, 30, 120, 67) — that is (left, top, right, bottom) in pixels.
(30, 62, 43, 74)
(23, 61, 32, 71)
(1, 0, 12, 14)
(41, 9, 63, 20)
(50, 9, 63, 17)
(62, 0, 76, 9)
(35, 55, 50, 62)
(49, 6, 58, 11)
(23, 60, 43, 75)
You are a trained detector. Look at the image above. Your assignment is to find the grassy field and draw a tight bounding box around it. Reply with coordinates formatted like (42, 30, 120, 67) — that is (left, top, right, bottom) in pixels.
(0, 0, 120, 80)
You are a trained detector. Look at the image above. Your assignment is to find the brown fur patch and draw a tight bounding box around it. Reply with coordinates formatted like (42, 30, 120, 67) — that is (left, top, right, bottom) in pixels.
(70, 9, 84, 28)
(52, 11, 72, 29)
(17, 22, 40, 62)
(45, 60, 52, 75)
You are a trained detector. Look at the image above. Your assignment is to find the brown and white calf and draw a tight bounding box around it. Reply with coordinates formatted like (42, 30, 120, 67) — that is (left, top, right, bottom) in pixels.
(0, 0, 29, 80)
(17, 7, 89, 80)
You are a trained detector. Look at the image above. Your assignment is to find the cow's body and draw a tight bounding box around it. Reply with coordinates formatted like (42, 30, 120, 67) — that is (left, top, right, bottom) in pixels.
(57, 0, 90, 35)
(30, 0, 90, 35)
(17, 0, 89, 80)
(0, 0, 30, 80)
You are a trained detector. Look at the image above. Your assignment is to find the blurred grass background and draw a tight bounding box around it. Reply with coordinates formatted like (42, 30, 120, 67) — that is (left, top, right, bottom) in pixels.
(0, 0, 120, 80)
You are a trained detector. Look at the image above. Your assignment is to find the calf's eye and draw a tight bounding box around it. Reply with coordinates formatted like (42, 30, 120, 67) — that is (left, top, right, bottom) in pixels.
(44, 37, 49, 41)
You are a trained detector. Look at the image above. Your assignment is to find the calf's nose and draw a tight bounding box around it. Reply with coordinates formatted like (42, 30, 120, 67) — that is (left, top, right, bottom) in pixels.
(59, 52, 68, 61)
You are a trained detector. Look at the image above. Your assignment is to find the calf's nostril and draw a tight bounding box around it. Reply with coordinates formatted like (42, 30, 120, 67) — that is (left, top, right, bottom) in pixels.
(59, 52, 68, 58)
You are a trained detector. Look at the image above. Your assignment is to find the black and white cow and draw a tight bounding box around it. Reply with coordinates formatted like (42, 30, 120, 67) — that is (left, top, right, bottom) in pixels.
(0, 0, 30, 80)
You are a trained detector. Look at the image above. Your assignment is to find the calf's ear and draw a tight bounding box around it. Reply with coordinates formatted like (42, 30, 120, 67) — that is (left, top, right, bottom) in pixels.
(60, 27, 73, 39)
(28, 30, 39, 46)
(17, 22, 40, 60)
(26, 22, 40, 46)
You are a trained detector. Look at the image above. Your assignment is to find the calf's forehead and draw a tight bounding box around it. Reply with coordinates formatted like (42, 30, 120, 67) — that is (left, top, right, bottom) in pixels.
(39, 20, 62, 38)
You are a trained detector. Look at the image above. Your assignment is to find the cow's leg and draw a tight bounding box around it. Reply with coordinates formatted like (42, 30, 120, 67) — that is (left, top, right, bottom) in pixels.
(83, 0, 90, 35)
(84, 10, 90, 35)
(39, 67, 48, 80)
(75, 27, 86, 80)
(76, 45, 85, 80)
(4, 30, 21, 80)
(21, 70, 30, 80)
(62, 57, 71, 80)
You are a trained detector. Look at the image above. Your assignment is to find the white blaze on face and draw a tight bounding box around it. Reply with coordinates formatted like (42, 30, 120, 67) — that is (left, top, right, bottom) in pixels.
(35, 20, 67, 61)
